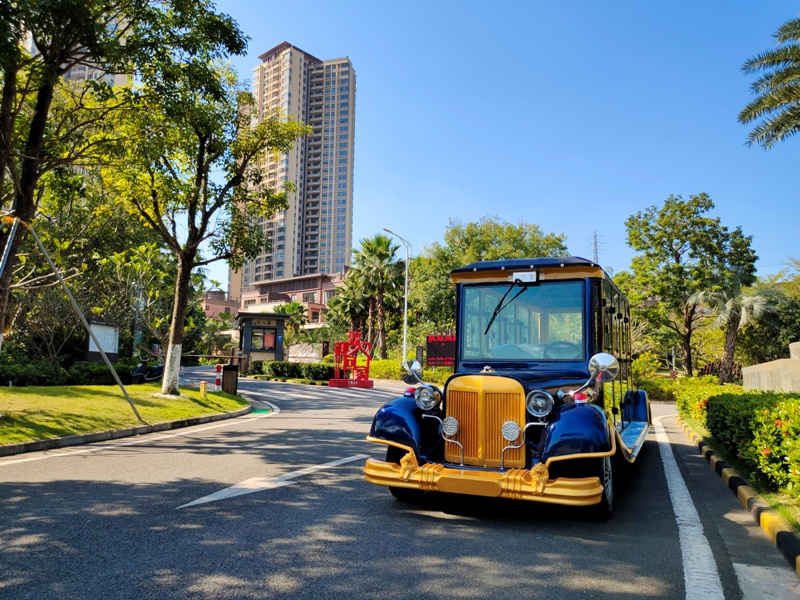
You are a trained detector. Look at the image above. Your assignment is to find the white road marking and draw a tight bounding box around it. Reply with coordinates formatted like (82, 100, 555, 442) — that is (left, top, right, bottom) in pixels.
(176, 454, 370, 509)
(654, 416, 725, 600)
(0, 401, 280, 467)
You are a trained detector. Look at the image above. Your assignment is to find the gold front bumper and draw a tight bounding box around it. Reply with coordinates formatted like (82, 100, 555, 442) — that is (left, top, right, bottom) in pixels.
(364, 450, 604, 506)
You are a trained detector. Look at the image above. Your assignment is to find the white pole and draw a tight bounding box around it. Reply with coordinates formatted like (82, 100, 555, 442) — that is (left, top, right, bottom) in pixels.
(383, 228, 411, 361)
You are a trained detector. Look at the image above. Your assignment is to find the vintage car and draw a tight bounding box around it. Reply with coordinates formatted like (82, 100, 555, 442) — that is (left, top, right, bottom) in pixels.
(364, 256, 650, 519)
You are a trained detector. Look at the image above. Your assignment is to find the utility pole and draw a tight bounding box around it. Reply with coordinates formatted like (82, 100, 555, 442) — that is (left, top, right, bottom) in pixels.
(592, 230, 599, 264)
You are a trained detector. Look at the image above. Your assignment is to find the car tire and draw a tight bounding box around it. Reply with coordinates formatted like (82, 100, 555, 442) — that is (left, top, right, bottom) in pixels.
(386, 446, 425, 503)
(588, 455, 613, 521)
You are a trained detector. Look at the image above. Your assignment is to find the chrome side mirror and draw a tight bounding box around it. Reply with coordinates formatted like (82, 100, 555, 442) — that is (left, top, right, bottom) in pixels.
(401, 359, 423, 384)
(588, 353, 619, 383)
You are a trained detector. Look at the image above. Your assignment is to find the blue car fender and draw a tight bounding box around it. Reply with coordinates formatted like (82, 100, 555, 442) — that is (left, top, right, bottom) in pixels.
(541, 402, 612, 460)
(368, 396, 423, 457)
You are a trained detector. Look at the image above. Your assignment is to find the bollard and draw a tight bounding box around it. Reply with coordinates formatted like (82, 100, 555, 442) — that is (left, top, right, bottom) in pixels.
(215, 364, 222, 392)
(199, 381, 208, 399)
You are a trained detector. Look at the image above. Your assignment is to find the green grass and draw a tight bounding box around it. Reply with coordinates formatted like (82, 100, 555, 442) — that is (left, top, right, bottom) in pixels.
(0, 382, 249, 446)
(681, 414, 800, 533)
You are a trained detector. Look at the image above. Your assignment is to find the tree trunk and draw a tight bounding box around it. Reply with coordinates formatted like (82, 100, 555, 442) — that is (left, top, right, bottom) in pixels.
(719, 313, 741, 384)
(161, 253, 194, 395)
(0, 68, 57, 332)
(682, 304, 694, 377)
(376, 291, 387, 359)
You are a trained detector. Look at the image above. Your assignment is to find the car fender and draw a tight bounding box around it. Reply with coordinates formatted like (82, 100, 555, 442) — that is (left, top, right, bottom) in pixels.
(368, 396, 423, 456)
(541, 402, 612, 459)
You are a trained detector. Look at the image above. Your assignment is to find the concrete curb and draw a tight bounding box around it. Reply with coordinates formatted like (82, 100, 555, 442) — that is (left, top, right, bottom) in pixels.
(677, 416, 800, 577)
(0, 404, 253, 458)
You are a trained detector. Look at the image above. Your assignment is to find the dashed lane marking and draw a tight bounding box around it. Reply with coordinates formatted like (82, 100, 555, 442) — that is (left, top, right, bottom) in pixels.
(176, 454, 370, 509)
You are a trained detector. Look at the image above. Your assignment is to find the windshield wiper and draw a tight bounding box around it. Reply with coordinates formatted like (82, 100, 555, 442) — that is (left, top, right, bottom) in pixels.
(483, 279, 528, 335)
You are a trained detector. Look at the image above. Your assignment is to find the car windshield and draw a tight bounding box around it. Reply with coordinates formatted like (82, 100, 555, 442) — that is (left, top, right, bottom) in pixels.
(461, 280, 585, 361)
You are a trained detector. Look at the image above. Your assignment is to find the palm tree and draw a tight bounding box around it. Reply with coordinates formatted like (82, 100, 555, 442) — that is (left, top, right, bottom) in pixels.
(274, 301, 308, 346)
(691, 280, 781, 383)
(351, 234, 404, 359)
(740, 17, 800, 149)
(327, 276, 368, 334)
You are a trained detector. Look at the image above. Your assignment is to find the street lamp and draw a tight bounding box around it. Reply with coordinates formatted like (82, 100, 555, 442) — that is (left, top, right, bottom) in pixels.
(383, 228, 411, 361)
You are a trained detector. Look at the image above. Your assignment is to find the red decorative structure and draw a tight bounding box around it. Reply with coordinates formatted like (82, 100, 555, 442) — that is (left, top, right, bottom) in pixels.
(329, 331, 374, 388)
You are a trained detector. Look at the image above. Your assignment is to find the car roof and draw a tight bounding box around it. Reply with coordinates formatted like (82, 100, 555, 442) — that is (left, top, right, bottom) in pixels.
(451, 256, 602, 275)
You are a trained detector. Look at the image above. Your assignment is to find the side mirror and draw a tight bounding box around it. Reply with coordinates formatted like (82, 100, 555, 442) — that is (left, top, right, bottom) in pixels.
(401, 359, 423, 384)
(588, 353, 619, 383)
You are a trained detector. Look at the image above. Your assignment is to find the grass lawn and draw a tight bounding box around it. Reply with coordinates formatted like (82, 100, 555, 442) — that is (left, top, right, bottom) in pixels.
(681, 414, 800, 534)
(0, 382, 249, 446)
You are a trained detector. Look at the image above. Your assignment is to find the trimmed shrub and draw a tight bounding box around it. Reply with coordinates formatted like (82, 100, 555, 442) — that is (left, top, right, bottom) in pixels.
(369, 359, 404, 380)
(0, 361, 68, 386)
(637, 377, 678, 403)
(262, 361, 302, 378)
(302, 363, 335, 381)
(250, 360, 264, 375)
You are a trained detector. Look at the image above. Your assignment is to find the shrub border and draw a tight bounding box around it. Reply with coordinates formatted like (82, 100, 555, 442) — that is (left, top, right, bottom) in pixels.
(677, 416, 800, 577)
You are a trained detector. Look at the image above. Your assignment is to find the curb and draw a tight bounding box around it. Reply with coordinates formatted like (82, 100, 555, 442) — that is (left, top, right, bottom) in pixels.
(0, 405, 253, 458)
(677, 416, 800, 577)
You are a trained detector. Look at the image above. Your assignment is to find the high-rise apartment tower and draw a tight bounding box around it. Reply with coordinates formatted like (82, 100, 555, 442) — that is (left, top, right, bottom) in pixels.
(231, 42, 355, 296)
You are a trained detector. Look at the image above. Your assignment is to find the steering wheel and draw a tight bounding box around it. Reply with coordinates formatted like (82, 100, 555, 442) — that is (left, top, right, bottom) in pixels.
(544, 341, 582, 360)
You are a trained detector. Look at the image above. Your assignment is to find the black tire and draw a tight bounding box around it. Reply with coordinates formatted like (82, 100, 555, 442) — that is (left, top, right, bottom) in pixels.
(588, 455, 613, 521)
(386, 446, 425, 503)
(131, 374, 143, 385)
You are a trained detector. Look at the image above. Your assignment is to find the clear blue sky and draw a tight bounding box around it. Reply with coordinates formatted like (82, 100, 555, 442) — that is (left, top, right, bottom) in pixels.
(208, 0, 799, 285)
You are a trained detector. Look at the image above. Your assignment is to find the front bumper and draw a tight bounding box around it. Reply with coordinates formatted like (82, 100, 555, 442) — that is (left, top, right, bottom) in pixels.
(364, 449, 605, 506)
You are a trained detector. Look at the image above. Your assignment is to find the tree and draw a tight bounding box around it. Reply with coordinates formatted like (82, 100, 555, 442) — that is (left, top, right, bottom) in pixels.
(740, 17, 800, 149)
(737, 265, 800, 365)
(274, 301, 308, 347)
(104, 62, 310, 395)
(625, 194, 758, 376)
(326, 280, 368, 335)
(690, 277, 781, 382)
(410, 215, 568, 336)
(350, 234, 404, 359)
(0, 1, 261, 373)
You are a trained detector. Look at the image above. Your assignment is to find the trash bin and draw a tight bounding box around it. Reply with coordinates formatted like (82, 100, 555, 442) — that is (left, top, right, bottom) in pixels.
(222, 364, 239, 395)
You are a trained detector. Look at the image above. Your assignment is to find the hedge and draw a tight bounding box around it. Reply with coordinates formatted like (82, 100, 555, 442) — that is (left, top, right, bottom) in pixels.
(659, 372, 800, 497)
(257, 360, 336, 381)
(0, 359, 140, 387)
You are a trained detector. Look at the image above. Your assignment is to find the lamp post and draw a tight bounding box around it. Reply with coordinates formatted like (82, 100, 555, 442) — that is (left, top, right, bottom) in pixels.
(383, 228, 411, 361)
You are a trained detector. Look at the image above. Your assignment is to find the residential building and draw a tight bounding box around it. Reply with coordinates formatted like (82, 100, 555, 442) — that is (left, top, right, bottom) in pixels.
(239, 270, 348, 327)
(201, 289, 238, 320)
(231, 41, 355, 293)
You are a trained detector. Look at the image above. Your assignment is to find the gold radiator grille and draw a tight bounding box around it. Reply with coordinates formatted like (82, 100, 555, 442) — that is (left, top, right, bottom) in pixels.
(445, 376, 526, 468)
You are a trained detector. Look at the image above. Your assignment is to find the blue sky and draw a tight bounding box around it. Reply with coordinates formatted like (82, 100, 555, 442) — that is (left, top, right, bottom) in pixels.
(208, 1, 799, 285)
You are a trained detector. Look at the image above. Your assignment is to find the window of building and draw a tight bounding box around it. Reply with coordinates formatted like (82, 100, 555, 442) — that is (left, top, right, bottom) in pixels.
(251, 327, 276, 351)
(303, 292, 317, 303)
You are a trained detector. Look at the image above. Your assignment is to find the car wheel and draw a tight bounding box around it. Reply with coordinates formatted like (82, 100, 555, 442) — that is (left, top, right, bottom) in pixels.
(386, 446, 425, 503)
(588, 455, 613, 521)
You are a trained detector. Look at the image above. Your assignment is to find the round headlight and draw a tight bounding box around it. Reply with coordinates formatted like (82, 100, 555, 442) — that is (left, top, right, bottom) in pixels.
(441, 416, 459, 437)
(501, 420, 521, 442)
(526, 390, 554, 418)
(414, 385, 441, 410)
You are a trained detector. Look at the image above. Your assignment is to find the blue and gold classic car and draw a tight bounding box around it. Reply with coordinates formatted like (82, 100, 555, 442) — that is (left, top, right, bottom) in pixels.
(364, 257, 650, 519)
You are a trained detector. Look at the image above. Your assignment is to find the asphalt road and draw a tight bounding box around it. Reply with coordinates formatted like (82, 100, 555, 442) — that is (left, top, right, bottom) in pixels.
(0, 369, 797, 599)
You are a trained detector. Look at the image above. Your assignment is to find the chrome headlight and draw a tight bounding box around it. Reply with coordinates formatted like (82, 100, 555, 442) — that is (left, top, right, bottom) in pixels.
(414, 385, 441, 410)
(526, 390, 554, 418)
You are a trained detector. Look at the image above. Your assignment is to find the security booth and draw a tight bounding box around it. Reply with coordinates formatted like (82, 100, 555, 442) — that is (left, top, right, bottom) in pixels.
(236, 311, 290, 372)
